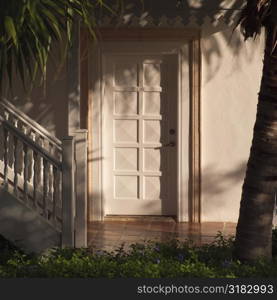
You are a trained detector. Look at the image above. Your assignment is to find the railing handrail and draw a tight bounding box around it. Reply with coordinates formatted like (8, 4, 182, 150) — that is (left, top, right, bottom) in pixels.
(0, 115, 61, 169)
(0, 98, 62, 150)
(0, 101, 88, 249)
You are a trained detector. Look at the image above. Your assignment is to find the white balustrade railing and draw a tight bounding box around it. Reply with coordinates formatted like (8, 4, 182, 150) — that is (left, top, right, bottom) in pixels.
(0, 99, 88, 248)
(0, 98, 62, 158)
(0, 115, 64, 229)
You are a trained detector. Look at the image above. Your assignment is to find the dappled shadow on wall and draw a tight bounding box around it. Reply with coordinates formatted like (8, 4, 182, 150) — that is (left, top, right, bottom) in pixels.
(1, 41, 68, 140)
(94, 0, 261, 83)
(201, 161, 247, 217)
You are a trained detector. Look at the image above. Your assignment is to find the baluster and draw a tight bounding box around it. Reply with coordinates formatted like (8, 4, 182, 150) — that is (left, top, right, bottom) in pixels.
(4, 110, 9, 121)
(55, 147, 62, 162)
(13, 118, 18, 128)
(3, 127, 9, 186)
(38, 136, 44, 147)
(23, 142, 28, 203)
(33, 151, 39, 208)
(49, 164, 53, 214)
(13, 134, 18, 196)
(48, 142, 54, 216)
(21, 125, 28, 178)
(38, 136, 44, 196)
(11, 118, 19, 175)
(43, 158, 49, 218)
(52, 166, 58, 225)
(29, 131, 36, 183)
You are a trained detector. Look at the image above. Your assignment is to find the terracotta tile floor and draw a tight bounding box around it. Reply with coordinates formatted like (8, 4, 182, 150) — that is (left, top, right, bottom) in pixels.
(88, 217, 237, 252)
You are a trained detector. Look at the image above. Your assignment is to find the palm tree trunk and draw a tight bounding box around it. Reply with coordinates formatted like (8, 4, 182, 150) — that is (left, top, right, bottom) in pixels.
(235, 21, 277, 261)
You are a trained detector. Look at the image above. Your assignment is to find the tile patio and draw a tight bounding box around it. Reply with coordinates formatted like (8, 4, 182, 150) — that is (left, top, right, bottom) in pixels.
(88, 217, 236, 252)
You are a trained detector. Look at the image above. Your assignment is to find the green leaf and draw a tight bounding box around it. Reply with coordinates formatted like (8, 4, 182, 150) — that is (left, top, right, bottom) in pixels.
(4, 16, 18, 46)
(0, 0, 120, 91)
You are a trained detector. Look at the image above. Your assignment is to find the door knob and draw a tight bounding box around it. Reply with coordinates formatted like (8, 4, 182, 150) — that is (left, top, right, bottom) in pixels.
(163, 141, 175, 147)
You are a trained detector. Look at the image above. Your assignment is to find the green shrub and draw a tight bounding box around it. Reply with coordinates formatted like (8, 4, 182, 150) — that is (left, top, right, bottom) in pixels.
(0, 231, 277, 278)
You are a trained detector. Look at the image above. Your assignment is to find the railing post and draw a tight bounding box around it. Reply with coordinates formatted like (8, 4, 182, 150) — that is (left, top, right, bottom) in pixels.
(74, 129, 88, 248)
(62, 136, 75, 247)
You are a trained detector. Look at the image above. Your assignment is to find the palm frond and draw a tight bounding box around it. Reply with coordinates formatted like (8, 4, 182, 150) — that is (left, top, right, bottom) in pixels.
(0, 0, 114, 90)
(236, 0, 272, 40)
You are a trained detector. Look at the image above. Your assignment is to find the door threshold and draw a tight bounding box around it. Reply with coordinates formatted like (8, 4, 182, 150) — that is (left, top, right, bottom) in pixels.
(104, 215, 177, 222)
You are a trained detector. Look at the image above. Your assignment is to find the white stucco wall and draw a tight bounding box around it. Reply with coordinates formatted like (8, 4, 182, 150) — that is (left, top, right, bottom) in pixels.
(201, 26, 265, 222)
(0, 1, 265, 223)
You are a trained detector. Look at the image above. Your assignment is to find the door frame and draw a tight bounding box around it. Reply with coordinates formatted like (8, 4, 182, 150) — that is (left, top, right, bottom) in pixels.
(85, 28, 201, 222)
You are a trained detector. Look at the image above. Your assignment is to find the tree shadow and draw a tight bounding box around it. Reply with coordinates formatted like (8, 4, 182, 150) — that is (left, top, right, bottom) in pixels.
(95, 0, 262, 83)
(201, 161, 247, 221)
(202, 162, 246, 197)
(0, 0, 263, 140)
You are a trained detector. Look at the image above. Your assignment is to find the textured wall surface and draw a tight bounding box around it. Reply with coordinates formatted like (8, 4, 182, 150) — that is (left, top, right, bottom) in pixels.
(201, 26, 264, 222)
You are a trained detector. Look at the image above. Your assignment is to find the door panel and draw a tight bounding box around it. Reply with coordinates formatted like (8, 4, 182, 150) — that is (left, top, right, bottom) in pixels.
(102, 54, 177, 215)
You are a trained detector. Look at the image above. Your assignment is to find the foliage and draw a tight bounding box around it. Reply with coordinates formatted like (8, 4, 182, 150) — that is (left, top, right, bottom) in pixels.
(236, 0, 277, 54)
(236, 0, 272, 40)
(0, 235, 24, 265)
(1, 231, 277, 278)
(0, 0, 115, 89)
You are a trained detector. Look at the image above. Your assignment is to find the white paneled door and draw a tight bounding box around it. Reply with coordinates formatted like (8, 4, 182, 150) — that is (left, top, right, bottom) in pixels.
(102, 54, 178, 215)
